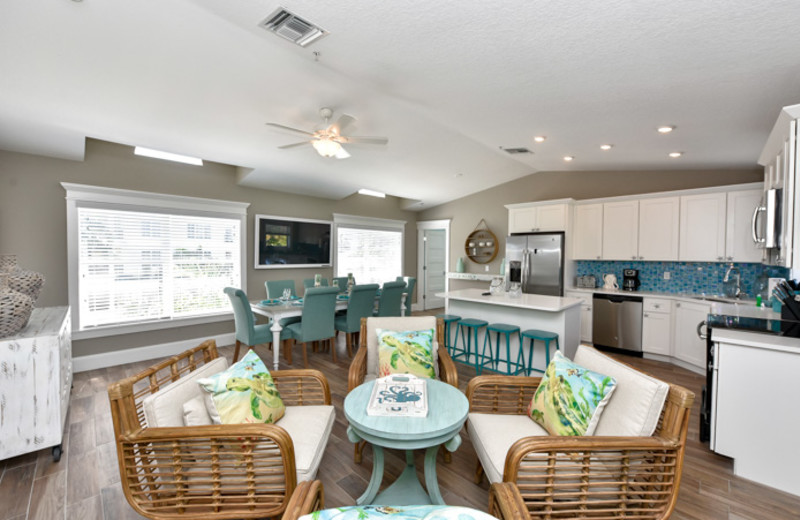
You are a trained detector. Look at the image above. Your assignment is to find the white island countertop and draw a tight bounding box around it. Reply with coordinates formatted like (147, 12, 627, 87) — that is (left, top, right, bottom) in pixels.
(439, 288, 582, 312)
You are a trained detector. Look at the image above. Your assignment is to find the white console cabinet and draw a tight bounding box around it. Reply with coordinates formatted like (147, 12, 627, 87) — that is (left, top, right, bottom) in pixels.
(0, 307, 72, 461)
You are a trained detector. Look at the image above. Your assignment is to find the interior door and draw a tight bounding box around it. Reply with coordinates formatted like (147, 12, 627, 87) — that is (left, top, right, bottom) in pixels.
(423, 229, 446, 309)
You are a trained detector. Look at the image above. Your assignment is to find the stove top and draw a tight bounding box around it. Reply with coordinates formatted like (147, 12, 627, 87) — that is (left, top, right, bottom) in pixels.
(707, 313, 800, 339)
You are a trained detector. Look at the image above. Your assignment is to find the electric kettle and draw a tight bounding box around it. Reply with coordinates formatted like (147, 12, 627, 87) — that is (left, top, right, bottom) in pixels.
(602, 274, 619, 290)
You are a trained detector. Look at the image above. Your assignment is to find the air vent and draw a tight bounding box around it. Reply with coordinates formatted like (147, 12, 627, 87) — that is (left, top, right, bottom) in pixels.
(503, 147, 532, 154)
(260, 7, 328, 47)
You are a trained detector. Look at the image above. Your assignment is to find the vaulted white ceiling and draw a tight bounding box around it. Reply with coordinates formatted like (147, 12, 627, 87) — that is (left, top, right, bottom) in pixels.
(1, 0, 799, 209)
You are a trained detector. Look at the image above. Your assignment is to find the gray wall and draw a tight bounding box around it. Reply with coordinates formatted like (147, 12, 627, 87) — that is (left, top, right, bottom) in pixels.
(418, 168, 763, 275)
(0, 139, 418, 357)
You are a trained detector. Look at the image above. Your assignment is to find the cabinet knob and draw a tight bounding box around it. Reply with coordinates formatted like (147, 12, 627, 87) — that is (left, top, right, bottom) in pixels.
(654, 304, 660, 309)
(676, 303, 681, 308)
(596, 256, 601, 260)
(644, 313, 649, 318)
(632, 256, 637, 260)
(717, 256, 723, 261)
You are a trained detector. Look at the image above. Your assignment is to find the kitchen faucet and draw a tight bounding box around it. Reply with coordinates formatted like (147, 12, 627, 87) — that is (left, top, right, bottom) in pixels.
(723, 263, 742, 299)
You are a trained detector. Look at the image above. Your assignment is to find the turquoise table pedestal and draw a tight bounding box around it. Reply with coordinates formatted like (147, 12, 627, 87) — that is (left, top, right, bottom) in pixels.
(344, 379, 468, 506)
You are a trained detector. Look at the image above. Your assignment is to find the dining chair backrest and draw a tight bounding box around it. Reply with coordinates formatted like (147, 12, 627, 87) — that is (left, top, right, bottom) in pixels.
(396, 276, 416, 315)
(303, 278, 329, 290)
(375, 280, 406, 317)
(332, 277, 350, 292)
(299, 286, 340, 342)
(224, 287, 256, 344)
(344, 284, 380, 330)
(266, 279, 297, 299)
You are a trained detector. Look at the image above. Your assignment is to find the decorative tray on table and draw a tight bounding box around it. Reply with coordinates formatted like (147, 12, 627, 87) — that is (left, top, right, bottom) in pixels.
(366, 374, 428, 417)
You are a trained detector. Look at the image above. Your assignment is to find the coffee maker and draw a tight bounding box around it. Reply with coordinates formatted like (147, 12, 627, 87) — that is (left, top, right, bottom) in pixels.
(622, 269, 641, 291)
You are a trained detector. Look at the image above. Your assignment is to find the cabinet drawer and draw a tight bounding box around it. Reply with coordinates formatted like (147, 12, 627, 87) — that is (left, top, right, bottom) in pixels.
(565, 291, 593, 307)
(644, 298, 671, 313)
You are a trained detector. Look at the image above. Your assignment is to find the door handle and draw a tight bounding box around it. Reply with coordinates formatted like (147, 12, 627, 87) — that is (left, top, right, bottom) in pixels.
(697, 320, 708, 341)
(752, 205, 766, 244)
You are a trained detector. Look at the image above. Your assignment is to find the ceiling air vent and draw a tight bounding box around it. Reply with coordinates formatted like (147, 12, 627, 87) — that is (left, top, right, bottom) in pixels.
(503, 147, 532, 154)
(260, 7, 328, 47)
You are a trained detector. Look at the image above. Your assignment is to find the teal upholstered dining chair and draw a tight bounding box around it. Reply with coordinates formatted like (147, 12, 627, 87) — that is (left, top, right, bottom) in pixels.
(334, 284, 379, 357)
(302, 277, 329, 290)
(396, 276, 416, 315)
(374, 280, 406, 317)
(224, 287, 277, 362)
(332, 277, 350, 292)
(284, 286, 340, 366)
(265, 279, 301, 327)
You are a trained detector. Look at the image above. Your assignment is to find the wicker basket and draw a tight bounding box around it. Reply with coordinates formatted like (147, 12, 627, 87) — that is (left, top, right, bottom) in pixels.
(0, 274, 34, 338)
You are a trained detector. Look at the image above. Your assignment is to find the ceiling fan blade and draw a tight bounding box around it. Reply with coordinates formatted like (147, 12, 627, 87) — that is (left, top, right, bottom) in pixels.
(278, 141, 311, 149)
(266, 123, 315, 137)
(335, 146, 351, 159)
(341, 136, 388, 145)
(329, 114, 356, 136)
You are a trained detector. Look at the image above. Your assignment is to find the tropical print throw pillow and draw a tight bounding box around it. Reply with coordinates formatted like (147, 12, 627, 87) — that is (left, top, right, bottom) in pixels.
(376, 328, 436, 379)
(527, 351, 617, 436)
(301, 505, 498, 520)
(197, 350, 285, 424)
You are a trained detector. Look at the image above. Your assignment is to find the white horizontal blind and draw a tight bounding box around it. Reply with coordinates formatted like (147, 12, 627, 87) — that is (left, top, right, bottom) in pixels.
(336, 226, 402, 285)
(77, 207, 241, 328)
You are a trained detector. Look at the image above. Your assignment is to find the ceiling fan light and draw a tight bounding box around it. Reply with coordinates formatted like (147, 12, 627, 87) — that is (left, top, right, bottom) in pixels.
(312, 137, 341, 158)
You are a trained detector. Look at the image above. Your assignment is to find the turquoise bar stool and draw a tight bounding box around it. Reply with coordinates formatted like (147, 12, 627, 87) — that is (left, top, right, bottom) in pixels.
(454, 318, 488, 373)
(481, 323, 522, 375)
(435, 314, 461, 355)
(519, 329, 560, 375)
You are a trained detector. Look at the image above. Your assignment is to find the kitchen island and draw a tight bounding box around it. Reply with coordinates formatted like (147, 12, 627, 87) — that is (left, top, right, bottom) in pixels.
(441, 288, 582, 372)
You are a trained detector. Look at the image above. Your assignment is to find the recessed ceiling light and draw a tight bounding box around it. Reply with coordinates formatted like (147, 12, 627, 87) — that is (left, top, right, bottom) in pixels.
(563, 156, 574, 162)
(600, 144, 613, 150)
(668, 152, 683, 158)
(358, 188, 386, 198)
(134, 147, 203, 166)
(657, 126, 675, 134)
(533, 136, 546, 143)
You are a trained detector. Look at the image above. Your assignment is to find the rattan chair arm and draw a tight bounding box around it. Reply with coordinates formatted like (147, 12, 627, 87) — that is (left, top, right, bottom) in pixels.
(489, 482, 529, 520)
(466, 375, 542, 414)
(348, 344, 368, 391)
(436, 345, 459, 388)
(282, 480, 325, 520)
(120, 422, 295, 446)
(272, 369, 332, 405)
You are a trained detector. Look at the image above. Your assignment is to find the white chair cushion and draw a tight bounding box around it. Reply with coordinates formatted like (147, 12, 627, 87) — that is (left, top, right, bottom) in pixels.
(366, 317, 439, 378)
(573, 345, 669, 436)
(142, 357, 228, 428)
(182, 395, 213, 426)
(467, 412, 548, 483)
(275, 405, 335, 482)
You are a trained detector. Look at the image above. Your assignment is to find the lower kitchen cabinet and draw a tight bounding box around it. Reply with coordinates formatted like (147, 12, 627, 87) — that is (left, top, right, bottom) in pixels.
(565, 291, 592, 343)
(642, 298, 672, 355)
(672, 300, 710, 370)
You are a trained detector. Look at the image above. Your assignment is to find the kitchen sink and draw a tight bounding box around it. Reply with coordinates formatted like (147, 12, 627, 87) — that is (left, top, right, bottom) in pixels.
(690, 295, 756, 305)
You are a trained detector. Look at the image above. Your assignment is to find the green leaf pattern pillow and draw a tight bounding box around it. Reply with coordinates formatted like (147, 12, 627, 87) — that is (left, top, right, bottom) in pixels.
(376, 328, 436, 379)
(303, 505, 498, 520)
(197, 350, 285, 424)
(527, 351, 616, 436)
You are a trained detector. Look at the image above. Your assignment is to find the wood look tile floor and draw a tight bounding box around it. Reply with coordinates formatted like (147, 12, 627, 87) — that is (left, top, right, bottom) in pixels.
(2, 309, 799, 519)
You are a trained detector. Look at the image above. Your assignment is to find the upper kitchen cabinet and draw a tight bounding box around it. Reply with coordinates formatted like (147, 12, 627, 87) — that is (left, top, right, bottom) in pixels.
(601, 200, 639, 260)
(679, 192, 727, 262)
(506, 199, 573, 234)
(639, 196, 680, 261)
(572, 203, 603, 260)
(725, 189, 763, 263)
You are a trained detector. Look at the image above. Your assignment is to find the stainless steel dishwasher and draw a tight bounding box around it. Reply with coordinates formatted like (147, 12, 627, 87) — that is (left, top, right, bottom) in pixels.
(592, 293, 643, 353)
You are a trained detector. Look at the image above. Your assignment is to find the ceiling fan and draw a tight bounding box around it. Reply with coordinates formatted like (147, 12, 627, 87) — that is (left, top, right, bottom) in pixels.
(266, 107, 388, 159)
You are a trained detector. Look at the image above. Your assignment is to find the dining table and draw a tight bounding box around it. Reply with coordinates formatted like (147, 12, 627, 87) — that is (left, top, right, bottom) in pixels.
(250, 293, 405, 370)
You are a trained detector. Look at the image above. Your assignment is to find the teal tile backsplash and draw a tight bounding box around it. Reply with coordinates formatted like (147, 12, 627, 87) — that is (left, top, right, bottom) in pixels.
(575, 260, 790, 297)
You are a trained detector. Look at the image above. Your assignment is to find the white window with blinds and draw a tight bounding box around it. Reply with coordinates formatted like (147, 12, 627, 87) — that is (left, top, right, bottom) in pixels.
(63, 183, 249, 338)
(333, 214, 405, 285)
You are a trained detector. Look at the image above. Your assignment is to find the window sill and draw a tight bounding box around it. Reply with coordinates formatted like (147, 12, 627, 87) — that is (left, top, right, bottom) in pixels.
(73, 311, 233, 340)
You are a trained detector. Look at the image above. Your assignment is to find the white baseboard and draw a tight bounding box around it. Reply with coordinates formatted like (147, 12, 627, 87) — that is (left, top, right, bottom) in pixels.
(72, 332, 236, 373)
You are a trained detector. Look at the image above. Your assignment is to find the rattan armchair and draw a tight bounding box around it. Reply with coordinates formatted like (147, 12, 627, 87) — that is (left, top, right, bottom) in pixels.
(107, 340, 331, 520)
(469, 369, 694, 520)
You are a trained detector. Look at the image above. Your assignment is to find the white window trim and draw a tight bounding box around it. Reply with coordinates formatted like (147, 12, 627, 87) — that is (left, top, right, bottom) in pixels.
(62, 183, 250, 340)
(332, 213, 406, 278)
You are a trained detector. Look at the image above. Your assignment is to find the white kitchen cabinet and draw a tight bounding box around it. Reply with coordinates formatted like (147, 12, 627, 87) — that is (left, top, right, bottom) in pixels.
(679, 192, 727, 262)
(638, 196, 680, 261)
(565, 291, 592, 343)
(602, 200, 639, 260)
(507, 201, 570, 233)
(642, 298, 672, 355)
(0, 307, 71, 462)
(725, 189, 763, 263)
(672, 300, 709, 370)
(572, 203, 603, 260)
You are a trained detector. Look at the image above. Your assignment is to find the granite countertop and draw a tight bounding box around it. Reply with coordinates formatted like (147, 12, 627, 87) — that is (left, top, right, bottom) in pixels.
(440, 288, 582, 312)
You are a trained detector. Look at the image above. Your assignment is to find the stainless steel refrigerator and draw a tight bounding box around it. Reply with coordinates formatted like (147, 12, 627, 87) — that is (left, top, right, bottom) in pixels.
(505, 232, 564, 296)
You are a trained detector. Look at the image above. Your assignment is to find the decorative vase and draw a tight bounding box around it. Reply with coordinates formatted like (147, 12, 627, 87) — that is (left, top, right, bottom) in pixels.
(456, 257, 465, 273)
(0, 274, 34, 338)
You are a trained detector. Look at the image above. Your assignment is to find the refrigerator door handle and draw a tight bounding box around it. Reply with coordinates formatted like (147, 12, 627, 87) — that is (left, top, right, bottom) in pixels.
(522, 249, 529, 288)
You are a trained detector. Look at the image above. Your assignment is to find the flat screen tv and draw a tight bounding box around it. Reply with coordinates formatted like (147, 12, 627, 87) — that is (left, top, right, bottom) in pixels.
(254, 215, 332, 269)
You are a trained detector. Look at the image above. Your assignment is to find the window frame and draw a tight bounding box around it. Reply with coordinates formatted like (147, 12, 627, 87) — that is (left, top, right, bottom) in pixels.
(63, 183, 249, 340)
(333, 213, 406, 283)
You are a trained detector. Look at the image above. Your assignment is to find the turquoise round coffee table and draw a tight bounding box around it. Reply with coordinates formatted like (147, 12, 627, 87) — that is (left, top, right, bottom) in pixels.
(344, 378, 469, 506)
